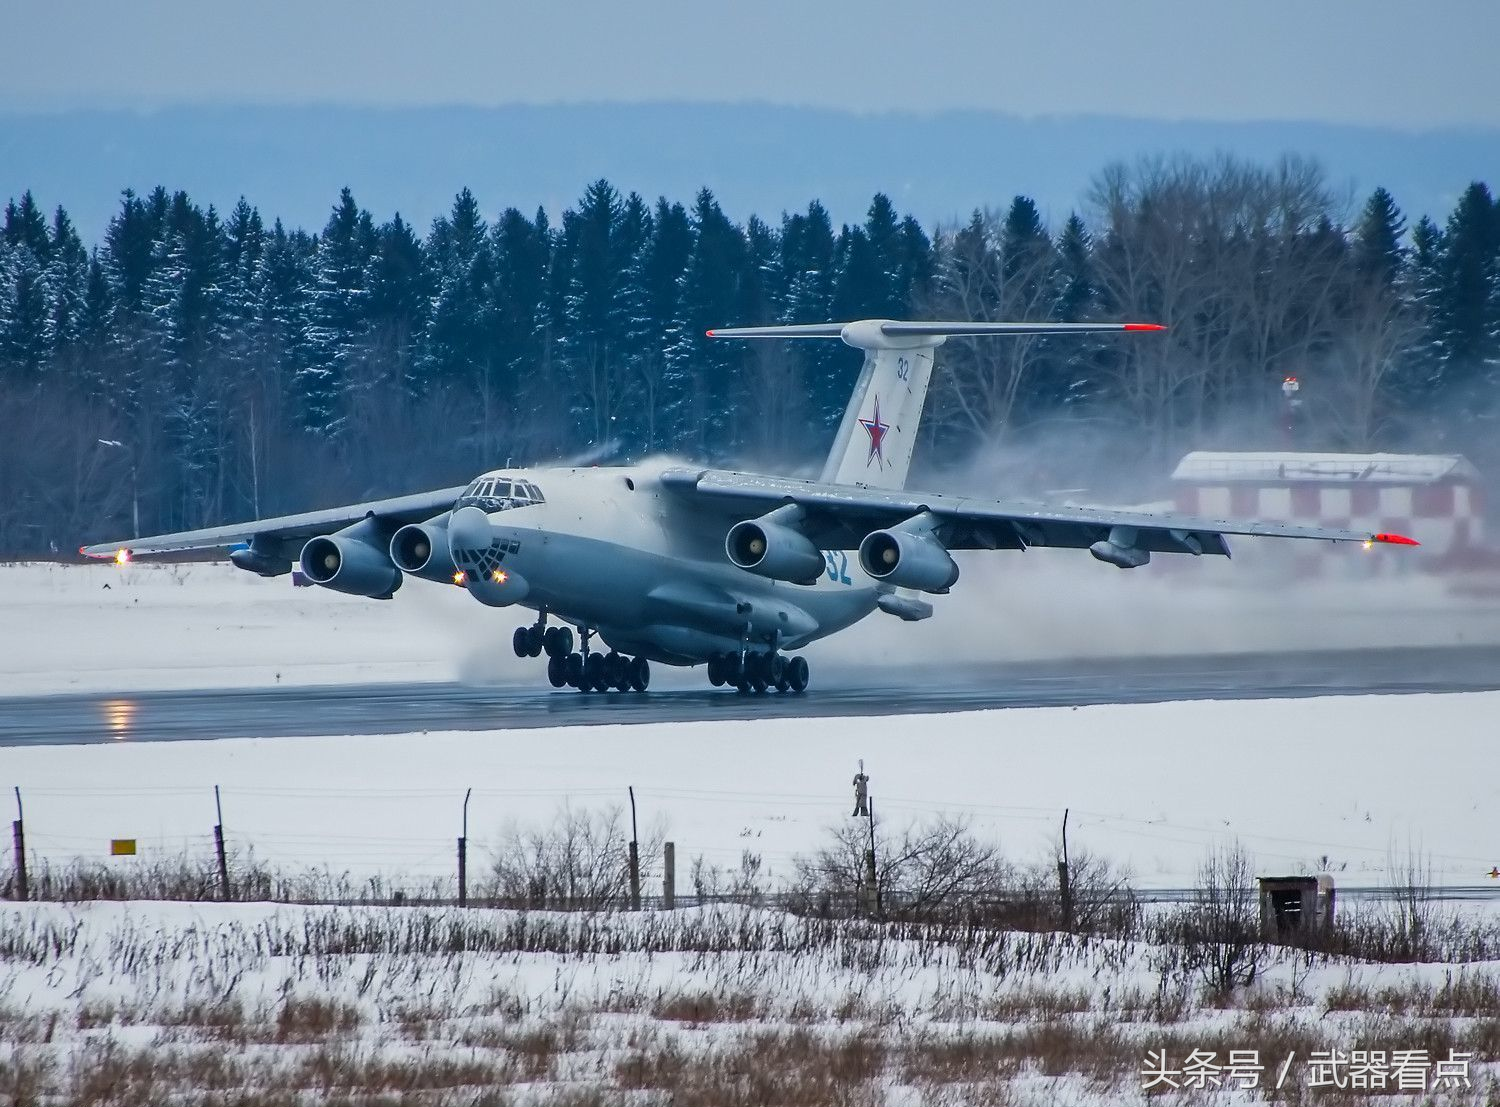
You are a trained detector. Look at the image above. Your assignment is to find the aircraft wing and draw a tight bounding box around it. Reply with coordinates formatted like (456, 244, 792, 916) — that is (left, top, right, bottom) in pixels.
(79, 486, 467, 559)
(659, 468, 1419, 556)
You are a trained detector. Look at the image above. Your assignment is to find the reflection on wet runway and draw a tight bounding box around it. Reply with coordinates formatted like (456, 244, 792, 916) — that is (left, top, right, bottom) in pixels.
(3, 645, 1498, 747)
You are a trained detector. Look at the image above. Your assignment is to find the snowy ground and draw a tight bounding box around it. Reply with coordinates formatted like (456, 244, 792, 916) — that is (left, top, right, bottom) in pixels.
(3, 554, 1498, 695)
(6, 692, 1499, 891)
(1, 899, 1495, 1106)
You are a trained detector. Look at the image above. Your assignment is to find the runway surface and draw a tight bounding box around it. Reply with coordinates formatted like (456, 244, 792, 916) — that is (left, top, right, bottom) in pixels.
(4, 645, 1498, 746)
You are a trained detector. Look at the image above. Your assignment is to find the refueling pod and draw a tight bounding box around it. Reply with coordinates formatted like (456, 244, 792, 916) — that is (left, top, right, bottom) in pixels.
(857, 512, 959, 593)
(725, 506, 824, 585)
(299, 518, 402, 599)
(1088, 526, 1151, 569)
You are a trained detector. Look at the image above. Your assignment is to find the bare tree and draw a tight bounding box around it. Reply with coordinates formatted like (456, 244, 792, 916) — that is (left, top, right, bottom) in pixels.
(790, 814, 1008, 921)
(1169, 840, 1268, 996)
(486, 803, 662, 911)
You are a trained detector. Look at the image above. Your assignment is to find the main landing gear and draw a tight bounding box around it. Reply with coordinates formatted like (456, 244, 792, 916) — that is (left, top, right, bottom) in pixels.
(513, 619, 649, 693)
(706, 651, 809, 695)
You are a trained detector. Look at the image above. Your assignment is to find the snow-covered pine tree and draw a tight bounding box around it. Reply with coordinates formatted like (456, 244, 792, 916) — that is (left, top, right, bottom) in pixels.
(301, 187, 378, 436)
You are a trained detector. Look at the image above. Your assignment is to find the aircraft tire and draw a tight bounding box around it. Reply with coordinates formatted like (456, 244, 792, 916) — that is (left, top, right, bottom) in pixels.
(556, 627, 574, 656)
(546, 654, 568, 688)
(787, 656, 809, 694)
(564, 652, 584, 687)
(707, 656, 725, 687)
(630, 656, 650, 692)
(769, 654, 787, 691)
(542, 627, 561, 658)
(513, 627, 530, 658)
(603, 652, 626, 690)
(528, 626, 546, 657)
(583, 652, 605, 692)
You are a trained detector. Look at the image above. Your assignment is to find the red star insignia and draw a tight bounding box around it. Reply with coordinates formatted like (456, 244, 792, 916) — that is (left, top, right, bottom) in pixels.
(859, 396, 890, 467)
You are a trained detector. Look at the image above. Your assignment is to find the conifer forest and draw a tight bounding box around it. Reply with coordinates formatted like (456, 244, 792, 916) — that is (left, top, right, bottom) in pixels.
(1, 155, 1496, 555)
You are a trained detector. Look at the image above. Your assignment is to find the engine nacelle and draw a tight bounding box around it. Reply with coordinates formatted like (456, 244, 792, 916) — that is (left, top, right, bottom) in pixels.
(858, 528, 959, 593)
(725, 519, 824, 584)
(390, 519, 458, 583)
(299, 522, 402, 599)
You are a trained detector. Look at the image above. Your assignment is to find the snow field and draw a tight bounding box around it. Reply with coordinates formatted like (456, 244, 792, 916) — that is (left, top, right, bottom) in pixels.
(1, 900, 1496, 1105)
(6, 691, 1500, 892)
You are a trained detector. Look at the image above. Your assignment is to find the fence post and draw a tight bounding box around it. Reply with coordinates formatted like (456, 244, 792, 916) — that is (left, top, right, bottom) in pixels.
(628, 786, 641, 911)
(213, 785, 230, 901)
(458, 787, 472, 907)
(1058, 807, 1073, 931)
(11, 787, 26, 902)
(662, 841, 675, 910)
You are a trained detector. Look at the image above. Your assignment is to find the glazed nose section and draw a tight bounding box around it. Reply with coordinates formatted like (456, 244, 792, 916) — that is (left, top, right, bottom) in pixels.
(448, 505, 493, 555)
(447, 504, 529, 607)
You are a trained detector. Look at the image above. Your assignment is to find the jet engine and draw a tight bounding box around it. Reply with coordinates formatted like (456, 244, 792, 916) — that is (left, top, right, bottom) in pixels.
(725, 515, 824, 585)
(298, 519, 402, 599)
(390, 517, 458, 583)
(858, 525, 959, 593)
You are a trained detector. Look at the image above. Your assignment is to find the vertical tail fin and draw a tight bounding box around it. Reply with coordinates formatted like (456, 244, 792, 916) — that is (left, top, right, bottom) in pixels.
(708, 320, 1164, 491)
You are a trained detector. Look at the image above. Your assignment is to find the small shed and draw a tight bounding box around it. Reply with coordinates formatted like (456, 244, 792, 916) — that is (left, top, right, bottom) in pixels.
(1257, 874, 1335, 939)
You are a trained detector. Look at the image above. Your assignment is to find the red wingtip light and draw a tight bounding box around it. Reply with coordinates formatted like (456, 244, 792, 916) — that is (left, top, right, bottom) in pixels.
(705, 329, 716, 338)
(1373, 533, 1420, 546)
(1123, 322, 1167, 332)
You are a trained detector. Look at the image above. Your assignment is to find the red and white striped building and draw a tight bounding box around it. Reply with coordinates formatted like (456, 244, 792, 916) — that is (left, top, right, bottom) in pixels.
(1170, 452, 1485, 576)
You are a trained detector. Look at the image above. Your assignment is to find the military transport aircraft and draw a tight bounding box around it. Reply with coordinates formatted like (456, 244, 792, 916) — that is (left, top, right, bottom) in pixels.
(82, 320, 1418, 695)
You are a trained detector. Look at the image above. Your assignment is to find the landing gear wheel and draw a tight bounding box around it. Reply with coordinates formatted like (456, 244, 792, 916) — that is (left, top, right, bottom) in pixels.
(564, 652, 584, 687)
(707, 655, 726, 687)
(555, 627, 574, 657)
(582, 652, 605, 692)
(512, 627, 530, 658)
(603, 652, 627, 691)
(769, 654, 788, 692)
(525, 625, 545, 657)
(546, 654, 568, 688)
(787, 655, 809, 694)
(543, 626, 568, 658)
(629, 656, 650, 692)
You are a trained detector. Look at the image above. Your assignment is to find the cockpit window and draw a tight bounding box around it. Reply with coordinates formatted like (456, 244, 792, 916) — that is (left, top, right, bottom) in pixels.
(455, 475, 545, 513)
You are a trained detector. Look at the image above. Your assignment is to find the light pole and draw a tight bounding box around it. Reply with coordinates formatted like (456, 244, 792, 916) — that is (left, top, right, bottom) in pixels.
(97, 439, 139, 538)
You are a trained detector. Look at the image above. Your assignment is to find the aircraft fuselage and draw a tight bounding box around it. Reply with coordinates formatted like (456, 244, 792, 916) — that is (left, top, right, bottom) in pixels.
(452, 461, 880, 664)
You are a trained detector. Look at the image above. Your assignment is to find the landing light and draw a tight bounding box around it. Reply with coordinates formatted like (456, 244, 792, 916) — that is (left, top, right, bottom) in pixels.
(491, 569, 508, 583)
(1362, 539, 1373, 551)
(452, 571, 466, 585)
(114, 548, 131, 566)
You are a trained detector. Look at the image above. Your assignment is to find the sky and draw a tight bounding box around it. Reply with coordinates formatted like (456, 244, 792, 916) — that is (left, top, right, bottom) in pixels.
(4, 0, 1497, 128)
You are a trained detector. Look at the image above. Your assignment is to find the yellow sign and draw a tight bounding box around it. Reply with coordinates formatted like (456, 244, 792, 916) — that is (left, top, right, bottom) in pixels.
(110, 839, 136, 856)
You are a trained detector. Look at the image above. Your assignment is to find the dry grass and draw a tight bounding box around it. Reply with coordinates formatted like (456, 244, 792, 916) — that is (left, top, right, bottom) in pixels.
(6, 897, 1500, 1105)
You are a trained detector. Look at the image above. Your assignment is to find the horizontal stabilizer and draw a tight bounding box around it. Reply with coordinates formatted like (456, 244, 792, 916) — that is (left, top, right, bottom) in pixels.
(708, 319, 1166, 345)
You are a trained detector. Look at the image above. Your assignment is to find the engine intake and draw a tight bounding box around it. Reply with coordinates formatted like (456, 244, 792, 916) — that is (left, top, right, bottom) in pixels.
(858, 526, 959, 593)
(390, 519, 458, 583)
(299, 520, 402, 599)
(725, 512, 824, 585)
